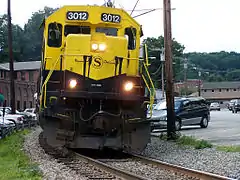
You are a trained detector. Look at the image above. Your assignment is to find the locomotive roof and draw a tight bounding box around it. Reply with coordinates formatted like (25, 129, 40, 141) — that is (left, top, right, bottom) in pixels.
(45, 5, 141, 27)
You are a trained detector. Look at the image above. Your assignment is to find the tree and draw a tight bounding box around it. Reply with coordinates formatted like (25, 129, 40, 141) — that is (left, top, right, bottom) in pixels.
(0, 14, 25, 63)
(142, 36, 185, 89)
(22, 6, 57, 61)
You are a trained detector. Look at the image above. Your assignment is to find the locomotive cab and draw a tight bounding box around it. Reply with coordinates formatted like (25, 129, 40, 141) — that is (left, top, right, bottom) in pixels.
(39, 5, 155, 153)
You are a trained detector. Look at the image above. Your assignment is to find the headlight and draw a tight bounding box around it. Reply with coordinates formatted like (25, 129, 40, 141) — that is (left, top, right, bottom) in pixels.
(124, 81, 134, 91)
(69, 79, 77, 89)
(91, 43, 106, 51)
(92, 43, 98, 51)
(99, 44, 106, 51)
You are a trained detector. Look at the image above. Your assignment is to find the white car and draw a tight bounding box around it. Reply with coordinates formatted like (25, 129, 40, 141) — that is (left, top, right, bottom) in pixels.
(2, 114, 24, 125)
(0, 118, 16, 127)
(210, 102, 220, 111)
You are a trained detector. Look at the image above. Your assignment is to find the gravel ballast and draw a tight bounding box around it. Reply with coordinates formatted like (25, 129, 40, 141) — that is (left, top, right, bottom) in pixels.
(23, 128, 239, 180)
(141, 137, 240, 180)
(105, 160, 195, 180)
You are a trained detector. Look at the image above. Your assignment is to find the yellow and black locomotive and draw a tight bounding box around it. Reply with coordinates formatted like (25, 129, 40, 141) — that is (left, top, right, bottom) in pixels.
(38, 3, 155, 152)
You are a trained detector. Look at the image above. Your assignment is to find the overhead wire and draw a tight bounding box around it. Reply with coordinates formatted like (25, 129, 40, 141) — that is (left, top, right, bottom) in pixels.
(130, 0, 140, 16)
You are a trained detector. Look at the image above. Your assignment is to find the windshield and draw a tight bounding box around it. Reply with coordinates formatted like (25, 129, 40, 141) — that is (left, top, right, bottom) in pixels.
(96, 27, 118, 36)
(153, 100, 182, 110)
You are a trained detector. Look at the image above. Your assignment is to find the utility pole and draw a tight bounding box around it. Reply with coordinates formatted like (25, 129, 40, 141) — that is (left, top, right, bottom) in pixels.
(183, 58, 188, 96)
(7, 0, 16, 114)
(160, 49, 165, 99)
(198, 71, 201, 96)
(163, 0, 176, 139)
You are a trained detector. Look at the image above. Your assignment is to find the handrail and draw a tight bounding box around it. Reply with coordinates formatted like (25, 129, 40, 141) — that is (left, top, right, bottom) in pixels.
(40, 57, 61, 109)
(141, 44, 156, 119)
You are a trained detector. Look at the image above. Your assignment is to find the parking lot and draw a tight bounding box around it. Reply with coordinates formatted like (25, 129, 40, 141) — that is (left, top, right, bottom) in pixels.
(152, 108, 240, 146)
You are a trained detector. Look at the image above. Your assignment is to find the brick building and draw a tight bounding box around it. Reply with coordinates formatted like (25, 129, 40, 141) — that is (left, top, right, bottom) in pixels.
(174, 79, 203, 94)
(0, 61, 40, 110)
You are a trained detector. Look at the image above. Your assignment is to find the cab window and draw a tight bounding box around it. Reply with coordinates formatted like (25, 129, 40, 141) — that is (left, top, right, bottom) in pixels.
(125, 27, 136, 50)
(48, 23, 62, 47)
(96, 27, 118, 36)
(64, 25, 91, 36)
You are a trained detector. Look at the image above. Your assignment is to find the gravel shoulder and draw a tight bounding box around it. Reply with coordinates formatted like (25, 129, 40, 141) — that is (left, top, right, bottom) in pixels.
(23, 127, 87, 180)
(141, 137, 240, 180)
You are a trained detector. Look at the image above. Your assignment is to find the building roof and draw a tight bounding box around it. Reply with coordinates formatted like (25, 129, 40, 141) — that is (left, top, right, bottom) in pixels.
(202, 81, 240, 89)
(0, 61, 41, 71)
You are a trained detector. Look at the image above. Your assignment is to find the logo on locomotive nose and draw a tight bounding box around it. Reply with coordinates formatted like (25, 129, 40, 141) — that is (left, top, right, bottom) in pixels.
(92, 56, 103, 69)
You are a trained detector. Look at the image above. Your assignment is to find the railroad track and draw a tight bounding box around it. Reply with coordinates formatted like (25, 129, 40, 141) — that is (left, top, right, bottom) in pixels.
(39, 133, 234, 180)
(129, 153, 234, 180)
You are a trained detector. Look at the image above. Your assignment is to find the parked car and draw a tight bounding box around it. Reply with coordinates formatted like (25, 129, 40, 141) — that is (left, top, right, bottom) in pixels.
(227, 99, 238, 111)
(232, 99, 240, 113)
(1, 114, 24, 125)
(210, 102, 220, 111)
(149, 97, 210, 131)
(24, 108, 36, 114)
(0, 118, 16, 128)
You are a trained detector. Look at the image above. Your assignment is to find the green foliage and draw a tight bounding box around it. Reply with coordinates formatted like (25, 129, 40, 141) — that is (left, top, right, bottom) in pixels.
(143, 36, 186, 89)
(159, 133, 213, 149)
(0, 130, 42, 180)
(185, 51, 240, 82)
(0, 6, 57, 63)
(216, 145, 240, 152)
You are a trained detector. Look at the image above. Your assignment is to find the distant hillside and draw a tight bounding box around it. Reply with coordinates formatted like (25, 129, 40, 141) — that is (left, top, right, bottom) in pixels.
(185, 51, 240, 82)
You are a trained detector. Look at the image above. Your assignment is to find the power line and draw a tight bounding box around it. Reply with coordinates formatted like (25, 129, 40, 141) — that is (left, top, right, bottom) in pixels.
(130, 0, 140, 16)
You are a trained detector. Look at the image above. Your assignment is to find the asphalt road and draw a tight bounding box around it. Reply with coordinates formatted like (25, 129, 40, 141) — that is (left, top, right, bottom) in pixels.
(152, 109, 240, 146)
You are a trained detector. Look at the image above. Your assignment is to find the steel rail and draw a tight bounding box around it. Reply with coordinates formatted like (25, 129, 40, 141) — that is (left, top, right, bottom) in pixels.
(74, 152, 148, 180)
(131, 153, 234, 180)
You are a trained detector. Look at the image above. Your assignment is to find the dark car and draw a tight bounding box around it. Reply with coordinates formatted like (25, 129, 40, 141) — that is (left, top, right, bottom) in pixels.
(232, 99, 240, 113)
(149, 97, 210, 131)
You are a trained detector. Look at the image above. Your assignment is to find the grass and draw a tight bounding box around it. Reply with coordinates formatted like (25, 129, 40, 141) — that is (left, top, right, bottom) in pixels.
(159, 133, 240, 152)
(176, 135, 213, 149)
(159, 133, 213, 149)
(216, 145, 240, 152)
(0, 129, 42, 180)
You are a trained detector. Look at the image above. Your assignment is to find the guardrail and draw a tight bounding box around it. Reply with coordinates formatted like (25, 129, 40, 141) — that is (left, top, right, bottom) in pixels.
(0, 119, 38, 139)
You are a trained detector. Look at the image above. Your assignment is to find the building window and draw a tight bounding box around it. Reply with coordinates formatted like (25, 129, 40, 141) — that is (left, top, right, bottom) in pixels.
(29, 71, 34, 81)
(17, 101, 20, 110)
(3, 71, 6, 79)
(219, 89, 221, 92)
(226, 89, 229, 92)
(29, 101, 32, 108)
(212, 89, 214, 92)
(24, 88, 28, 97)
(234, 89, 236, 91)
(21, 72, 25, 81)
(24, 101, 27, 109)
(204, 89, 207, 92)
(0, 70, 3, 78)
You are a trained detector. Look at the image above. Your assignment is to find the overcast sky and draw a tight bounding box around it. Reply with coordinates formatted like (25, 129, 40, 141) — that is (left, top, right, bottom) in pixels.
(0, 0, 239, 53)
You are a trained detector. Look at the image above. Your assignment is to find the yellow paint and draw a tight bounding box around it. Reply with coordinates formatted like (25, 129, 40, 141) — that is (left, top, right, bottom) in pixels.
(42, 5, 142, 80)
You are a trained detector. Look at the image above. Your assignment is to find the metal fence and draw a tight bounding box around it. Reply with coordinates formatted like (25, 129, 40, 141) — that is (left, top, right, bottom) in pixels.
(0, 120, 38, 139)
